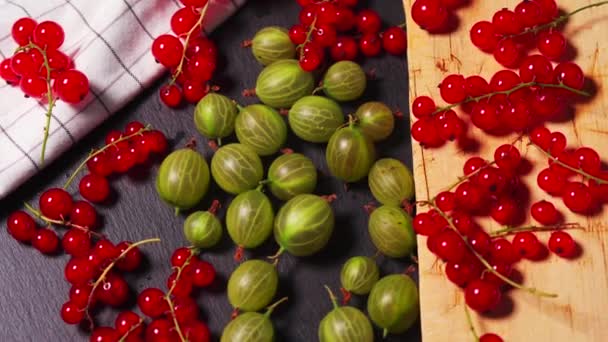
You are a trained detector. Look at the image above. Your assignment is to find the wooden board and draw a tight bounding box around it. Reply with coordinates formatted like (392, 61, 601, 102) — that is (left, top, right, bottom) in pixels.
(404, 0, 608, 341)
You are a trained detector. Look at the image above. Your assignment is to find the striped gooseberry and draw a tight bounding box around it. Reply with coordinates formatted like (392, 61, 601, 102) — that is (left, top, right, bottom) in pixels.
(288, 96, 345, 143)
(255, 59, 314, 108)
(354, 101, 395, 142)
(211, 144, 264, 195)
(251, 26, 296, 66)
(322, 61, 367, 102)
(368, 158, 415, 206)
(368, 206, 416, 258)
(235, 104, 287, 156)
(326, 125, 376, 183)
(367, 274, 420, 337)
(267, 153, 317, 201)
(340, 256, 379, 295)
(194, 93, 238, 141)
(227, 260, 278, 312)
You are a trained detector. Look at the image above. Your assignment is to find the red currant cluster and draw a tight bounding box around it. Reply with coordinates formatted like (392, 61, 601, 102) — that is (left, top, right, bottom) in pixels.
(414, 142, 583, 341)
(78, 122, 168, 204)
(411, 56, 587, 147)
(152, 0, 218, 107)
(530, 126, 608, 214)
(134, 247, 215, 342)
(0, 17, 90, 162)
(411, 0, 468, 33)
(469, 0, 595, 67)
(289, 0, 407, 71)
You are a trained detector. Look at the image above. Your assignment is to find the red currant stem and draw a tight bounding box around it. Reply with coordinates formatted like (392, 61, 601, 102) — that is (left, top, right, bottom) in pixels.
(298, 16, 318, 52)
(463, 303, 480, 341)
(62, 126, 151, 189)
(508, 1, 608, 39)
(22, 201, 103, 237)
(491, 222, 582, 237)
(117, 317, 145, 342)
(169, 1, 211, 86)
(165, 252, 196, 342)
(430, 203, 558, 298)
(263, 297, 288, 318)
(430, 161, 497, 202)
(86, 238, 161, 326)
(530, 141, 608, 184)
(432, 81, 590, 116)
(323, 285, 340, 310)
(267, 247, 284, 261)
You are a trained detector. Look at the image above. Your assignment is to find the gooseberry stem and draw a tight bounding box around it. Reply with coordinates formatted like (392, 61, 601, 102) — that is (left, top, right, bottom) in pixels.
(169, 1, 211, 86)
(507, 1, 608, 39)
(490, 222, 582, 237)
(529, 141, 608, 185)
(264, 297, 289, 317)
(86, 238, 161, 327)
(432, 81, 590, 116)
(463, 304, 480, 341)
(23, 202, 103, 237)
(323, 285, 339, 310)
(62, 125, 151, 189)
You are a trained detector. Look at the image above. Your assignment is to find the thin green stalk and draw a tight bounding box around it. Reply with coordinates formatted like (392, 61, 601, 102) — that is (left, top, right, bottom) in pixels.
(464, 304, 480, 341)
(490, 222, 582, 237)
(530, 142, 607, 185)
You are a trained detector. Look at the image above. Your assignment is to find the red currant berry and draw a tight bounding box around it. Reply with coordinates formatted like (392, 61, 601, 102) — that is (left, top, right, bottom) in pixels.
(381, 26, 407, 55)
(115, 241, 143, 272)
(470, 21, 499, 52)
(39, 188, 73, 220)
(562, 182, 594, 214)
(138, 288, 169, 318)
(471, 101, 500, 131)
(124, 121, 145, 136)
(316, 2, 338, 26)
(356, 9, 382, 33)
(113, 148, 138, 173)
(537, 168, 565, 196)
(334, 6, 356, 32)
(180, 0, 208, 7)
(64, 257, 95, 285)
(115, 310, 143, 336)
(490, 197, 518, 226)
(515, 1, 542, 27)
(20, 75, 47, 98)
(79, 174, 110, 203)
(11, 17, 37, 46)
(463, 157, 487, 176)
(574, 147, 600, 173)
(171, 247, 193, 267)
(412, 96, 435, 118)
(433, 229, 466, 263)
(186, 37, 217, 59)
(480, 333, 504, 342)
(183, 321, 211, 342)
(548, 231, 577, 258)
(445, 260, 482, 287)
(451, 211, 475, 236)
(411, 0, 449, 32)
(33, 21, 65, 49)
(53, 69, 89, 103)
(299, 4, 318, 26)
(529, 126, 551, 150)
(61, 301, 84, 324)
(10, 52, 36, 76)
(494, 144, 521, 171)
(494, 38, 522, 68)
(144, 130, 168, 154)
(62, 228, 91, 257)
(182, 80, 209, 103)
(553, 62, 585, 90)
(167, 271, 194, 297)
(490, 238, 519, 264)
(435, 191, 456, 212)
(411, 117, 444, 147)
(435, 110, 464, 141)
(288, 24, 307, 45)
(191, 260, 216, 287)
(159, 84, 182, 107)
(94, 239, 119, 261)
(91, 327, 120, 342)
(146, 319, 177, 342)
(173, 297, 199, 325)
(313, 24, 337, 47)
(537, 30, 565, 60)
(46, 49, 70, 71)
(0, 58, 20, 84)
(171, 6, 199, 36)
(359, 33, 382, 57)
(330, 36, 358, 61)
(440, 74, 467, 104)
(465, 75, 490, 97)
(7, 210, 37, 243)
(512, 231, 542, 260)
(186, 53, 216, 82)
(32, 228, 59, 254)
(531, 200, 559, 225)
(69, 283, 93, 308)
(492, 9, 522, 35)
(534, 0, 558, 23)
(519, 54, 553, 83)
(97, 273, 130, 307)
(413, 212, 443, 236)
(464, 279, 501, 312)
(152, 35, 184, 68)
(469, 229, 491, 255)
(299, 42, 324, 71)
(502, 100, 531, 132)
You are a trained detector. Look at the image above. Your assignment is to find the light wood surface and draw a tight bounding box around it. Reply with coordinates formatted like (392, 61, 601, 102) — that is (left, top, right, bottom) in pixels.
(404, 1, 608, 341)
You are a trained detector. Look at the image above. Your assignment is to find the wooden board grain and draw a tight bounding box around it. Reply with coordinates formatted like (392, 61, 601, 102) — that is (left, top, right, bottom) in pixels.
(404, 0, 608, 341)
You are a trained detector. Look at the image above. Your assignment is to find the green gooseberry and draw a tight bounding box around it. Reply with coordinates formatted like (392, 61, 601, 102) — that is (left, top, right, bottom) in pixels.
(156, 148, 210, 214)
(368, 206, 416, 258)
(267, 153, 317, 201)
(288, 95, 345, 143)
(326, 125, 376, 183)
(235, 104, 287, 156)
(251, 26, 296, 66)
(322, 61, 366, 102)
(340, 256, 379, 296)
(220, 297, 287, 342)
(367, 274, 420, 337)
(211, 143, 264, 195)
(226, 189, 274, 249)
(274, 194, 334, 256)
(318, 286, 374, 342)
(183, 210, 222, 248)
(194, 93, 238, 141)
(368, 158, 415, 206)
(355, 101, 395, 142)
(227, 260, 279, 312)
(256, 59, 314, 108)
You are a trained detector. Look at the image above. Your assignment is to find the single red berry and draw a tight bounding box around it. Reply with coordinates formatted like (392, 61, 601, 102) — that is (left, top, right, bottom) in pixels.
(512, 231, 542, 260)
(433, 229, 466, 263)
(481, 260, 513, 286)
(105, 130, 127, 148)
(94, 239, 119, 261)
(167, 272, 194, 297)
(61, 301, 84, 324)
(465, 279, 501, 312)
(494, 144, 521, 171)
(173, 297, 199, 325)
(502, 100, 531, 132)
(97, 273, 130, 307)
(145, 319, 177, 342)
(39, 188, 73, 220)
(435, 110, 464, 141)
(440, 74, 467, 104)
(79, 173, 110, 203)
(152, 35, 183, 68)
(124, 121, 145, 136)
(494, 38, 522, 68)
(116, 241, 143, 272)
(182, 80, 209, 103)
(471, 101, 500, 131)
(87, 151, 113, 177)
(20, 75, 47, 98)
(490, 196, 518, 226)
(7, 211, 37, 243)
(159, 84, 182, 107)
(534, 0, 558, 23)
(183, 321, 211, 342)
(64, 257, 95, 285)
(537, 168, 566, 196)
(469, 229, 491, 255)
(480, 333, 504, 342)
(171, 247, 193, 267)
(465, 75, 490, 97)
(490, 238, 519, 264)
(411, 0, 449, 32)
(113, 148, 138, 173)
(411, 117, 444, 147)
(537, 30, 565, 60)
(171, 6, 199, 36)
(412, 96, 435, 118)
(313, 24, 337, 47)
(359, 33, 382, 57)
(435, 191, 456, 212)
(46, 49, 70, 71)
(412, 212, 443, 236)
(356, 9, 382, 33)
(531, 88, 562, 119)
(299, 5, 318, 26)
(191, 260, 216, 287)
(62, 228, 91, 257)
(138, 288, 168, 318)
(445, 260, 482, 287)
(10, 52, 36, 76)
(519, 54, 553, 83)
(180, 0, 208, 7)
(470, 21, 499, 52)
(69, 283, 93, 308)
(0, 58, 20, 84)
(531, 200, 559, 225)
(186, 37, 217, 60)
(70, 201, 98, 229)
(548, 231, 577, 258)
(463, 157, 487, 176)
(11, 17, 37, 46)
(492, 9, 522, 35)
(90, 327, 120, 342)
(333, 6, 356, 32)
(33, 21, 65, 49)
(32, 228, 59, 254)
(316, 2, 338, 26)
(299, 42, 324, 72)
(53, 69, 89, 103)
(553, 62, 585, 90)
(144, 130, 168, 154)
(330, 36, 358, 61)
(574, 147, 600, 174)
(515, 1, 542, 27)
(451, 211, 475, 236)
(474, 167, 507, 195)
(529, 126, 551, 150)
(562, 182, 594, 214)
(115, 310, 143, 336)
(186, 53, 216, 82)
(288, 24, 307, 45)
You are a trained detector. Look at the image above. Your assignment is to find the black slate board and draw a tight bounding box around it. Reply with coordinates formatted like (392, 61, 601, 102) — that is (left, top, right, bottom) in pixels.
(0, 1, 419, 341)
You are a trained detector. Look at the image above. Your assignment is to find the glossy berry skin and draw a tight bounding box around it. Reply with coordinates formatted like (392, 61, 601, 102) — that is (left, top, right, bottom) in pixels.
(359, 33, 382, 57)
(61, 301, 84, 324)
(11, 17, 37, 46)
(574, 147, 600, 173)
(330, 36, 358, 61)
(87, 150, 114, 177)
(39, 188, 73, 220)
(455, 182, 485, 212)
(515, 1, 542, 28)
(469, 229, 491, 256)
(159, 84, 182, 107)
(191, 260, 216, 287)
(90, 327, 120, 342)
(490, 238, 519, 264)
(62, 229, 91, 257)
(20, 76, 47, 98)
(115, 241, 143, 272)
(537, 169, 566, 196)
(531, 200, 559, 225)
(32, 228, 59, 254)
(0, 58, 20, 84)
(334, 6, 356, 31)
(97, 273, 130, 307)
(553, 62, 585, 90)
(465, 75, 490, 97)
(64, 257, 94, 285)
(411, 117, 443, 147)
(115, 311, 143, 335)
(464, 279, 501, 312)
(299, 43, 324, 71)
(411, 0, 449, 32)
(445, 261, 482, 287)
(53, 69, 89, 103)
(171, 6, 199, 36)
(299, 5, 317, 26)
(288, 24, 307, 45)
(171, 247, 193, 267)
(562, 182, 594, 214)
(480, 333, 504, 342)
(7, 211, 37, 243)
(79, 173, 110, 203)
(137, 288, 168, 318)
(537, 30, 565, 60)
(492, 9, 522, 35)
(33, 21, 65, 50)
(182, 80, 208, 103)
(512, 232, 542, 260)
(548, 231, 577, 258)
(490, 197, 517, 226)
(494, 144, 521, 171)
(519, 54, 553, 83)
(356, 9, 382, 33)
(152, 35, 184, 68)
(494, 38, 521, 68)
(433, 229, 466, 263)
(144, 130, 168, 154)
(412, 96, 435, 118)
(470, 21, 499, 52)
(440, 74, 466, 104)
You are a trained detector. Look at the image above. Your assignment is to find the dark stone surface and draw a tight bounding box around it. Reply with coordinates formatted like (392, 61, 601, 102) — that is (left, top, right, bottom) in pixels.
(0, 1, 418, 341)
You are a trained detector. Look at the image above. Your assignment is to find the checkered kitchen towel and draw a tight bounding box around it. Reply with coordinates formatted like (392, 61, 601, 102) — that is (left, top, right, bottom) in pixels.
(0, 0, 245, 199)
